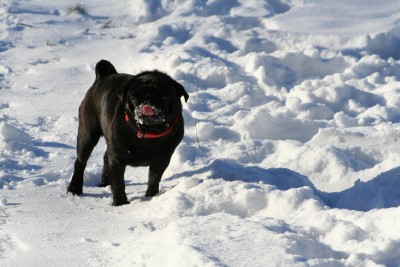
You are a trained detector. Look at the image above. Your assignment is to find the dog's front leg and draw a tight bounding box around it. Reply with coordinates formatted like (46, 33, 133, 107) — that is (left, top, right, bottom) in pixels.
(108, 155, 129, 206)
(146, 159, 170, 197)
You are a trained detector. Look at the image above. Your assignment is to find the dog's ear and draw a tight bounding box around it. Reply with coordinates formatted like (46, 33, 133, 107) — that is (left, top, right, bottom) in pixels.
(95, 60, 117, 81)
(174, 81, 189, 103)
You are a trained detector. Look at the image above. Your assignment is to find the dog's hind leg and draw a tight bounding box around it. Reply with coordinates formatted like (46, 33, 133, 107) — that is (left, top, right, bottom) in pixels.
(99, 151, 110, 187)
(67, 113, 102, 195)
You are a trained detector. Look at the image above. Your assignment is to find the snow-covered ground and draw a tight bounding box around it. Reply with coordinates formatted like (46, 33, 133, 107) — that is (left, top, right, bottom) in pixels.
(1, 0, 400, 266)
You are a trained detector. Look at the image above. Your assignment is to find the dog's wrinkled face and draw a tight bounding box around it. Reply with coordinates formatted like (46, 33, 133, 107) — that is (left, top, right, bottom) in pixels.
(127, 72, 182, 133)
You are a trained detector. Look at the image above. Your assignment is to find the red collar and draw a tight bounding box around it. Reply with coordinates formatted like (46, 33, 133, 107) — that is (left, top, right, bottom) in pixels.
(125, 113, 180, 139)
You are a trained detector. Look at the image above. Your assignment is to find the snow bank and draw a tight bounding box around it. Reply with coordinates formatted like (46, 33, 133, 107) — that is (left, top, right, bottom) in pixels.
(0, 122, 32, 146)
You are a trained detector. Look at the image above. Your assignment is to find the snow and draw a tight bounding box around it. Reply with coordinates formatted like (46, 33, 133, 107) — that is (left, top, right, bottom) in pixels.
(1, 0, 400, 266)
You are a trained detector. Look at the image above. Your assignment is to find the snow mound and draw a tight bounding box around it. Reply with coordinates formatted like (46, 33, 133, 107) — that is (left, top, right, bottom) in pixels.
(267, 0, 400, 37)
(0, 122, 32, 145)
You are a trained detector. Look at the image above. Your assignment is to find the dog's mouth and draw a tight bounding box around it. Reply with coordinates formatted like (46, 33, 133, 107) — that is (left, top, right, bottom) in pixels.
(133, 103, 168, 132)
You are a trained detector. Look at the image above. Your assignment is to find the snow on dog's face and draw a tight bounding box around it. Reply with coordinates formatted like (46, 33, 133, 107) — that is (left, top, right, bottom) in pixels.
(126, 71, 188, 133)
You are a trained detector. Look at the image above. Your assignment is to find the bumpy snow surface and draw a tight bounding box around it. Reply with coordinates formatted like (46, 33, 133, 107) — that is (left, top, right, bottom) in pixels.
(1, 0, 400, 266)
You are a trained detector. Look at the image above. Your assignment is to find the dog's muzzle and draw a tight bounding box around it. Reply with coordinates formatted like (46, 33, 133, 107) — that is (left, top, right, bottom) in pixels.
(134, 103, 166, 126)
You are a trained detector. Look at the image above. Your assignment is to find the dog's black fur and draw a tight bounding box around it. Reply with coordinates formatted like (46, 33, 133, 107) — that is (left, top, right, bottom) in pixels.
(67, 60, 188, 206)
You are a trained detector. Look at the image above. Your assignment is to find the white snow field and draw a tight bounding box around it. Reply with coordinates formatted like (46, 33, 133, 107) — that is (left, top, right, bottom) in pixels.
(1, 0, 400, 266)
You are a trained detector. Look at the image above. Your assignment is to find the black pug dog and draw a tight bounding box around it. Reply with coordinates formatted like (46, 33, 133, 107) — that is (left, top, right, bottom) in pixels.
(67, 60, 188, 206)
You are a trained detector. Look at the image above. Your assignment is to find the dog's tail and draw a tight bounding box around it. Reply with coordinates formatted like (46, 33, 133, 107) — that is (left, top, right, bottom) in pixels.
(95, 60, 117, 81)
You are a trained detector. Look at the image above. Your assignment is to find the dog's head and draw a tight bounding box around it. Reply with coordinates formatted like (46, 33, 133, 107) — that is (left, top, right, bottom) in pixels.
(122, 71, 188, 133)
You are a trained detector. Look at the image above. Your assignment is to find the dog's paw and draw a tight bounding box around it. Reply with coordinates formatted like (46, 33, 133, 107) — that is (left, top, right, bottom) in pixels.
(145, 188, 159, 198)
(67, 186, 83, 196)
(112, 197, 130, 206)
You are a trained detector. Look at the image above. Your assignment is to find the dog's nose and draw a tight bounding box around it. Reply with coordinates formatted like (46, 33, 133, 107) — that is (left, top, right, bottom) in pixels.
(142, 105, 156, 116)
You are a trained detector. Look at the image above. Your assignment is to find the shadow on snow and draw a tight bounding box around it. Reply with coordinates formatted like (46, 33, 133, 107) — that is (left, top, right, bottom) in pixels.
(167, 159, 400, 212)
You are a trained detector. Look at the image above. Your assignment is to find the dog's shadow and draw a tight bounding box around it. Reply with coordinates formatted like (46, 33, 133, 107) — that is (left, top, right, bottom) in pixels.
(80, 192, 112, 200)
(83, 179, 175, 203)
(166, 159, 400, 212)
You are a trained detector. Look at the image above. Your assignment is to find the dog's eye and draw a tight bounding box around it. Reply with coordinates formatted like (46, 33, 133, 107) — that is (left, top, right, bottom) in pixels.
(161, 96, 173, 110)
(162, 96, 170, 105)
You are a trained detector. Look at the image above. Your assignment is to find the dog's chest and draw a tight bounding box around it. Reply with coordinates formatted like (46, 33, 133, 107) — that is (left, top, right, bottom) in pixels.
(124, 145, 166, 166)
